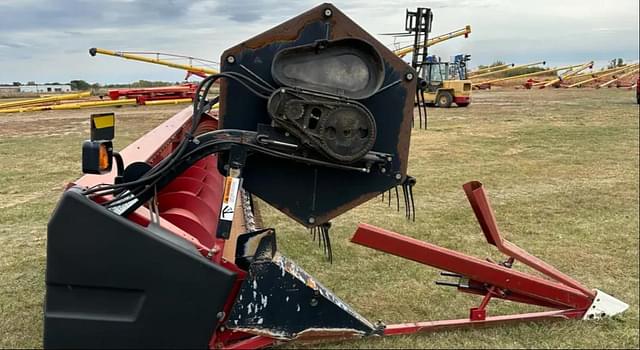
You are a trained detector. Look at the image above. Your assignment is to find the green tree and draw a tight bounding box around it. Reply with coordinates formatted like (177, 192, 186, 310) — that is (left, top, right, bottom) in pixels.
(608, 58, 624, 69)
(69, 80, 91, 91)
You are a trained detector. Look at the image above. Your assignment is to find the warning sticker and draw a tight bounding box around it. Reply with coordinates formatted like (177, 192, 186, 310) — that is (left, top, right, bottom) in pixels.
(220, 177, 241, 221)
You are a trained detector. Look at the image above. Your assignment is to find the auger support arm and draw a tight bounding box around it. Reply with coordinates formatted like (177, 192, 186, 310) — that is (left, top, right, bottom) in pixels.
(351, 181, 627, 329)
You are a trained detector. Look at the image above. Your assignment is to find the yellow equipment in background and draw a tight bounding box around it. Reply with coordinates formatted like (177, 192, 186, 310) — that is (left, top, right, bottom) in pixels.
(598, 67, 640, 88)
(470, 61, 546, 80)
(420, 58, 472, 107)
(0, 99, 137, 113)
(468, 63, 514, 77)
(393, 25, 471, 58)
(0, 91, 91, 110)
(472, 62, 582, 89)
(89, 48, 218, 77)
(390, 23, 473, 108)
(538, 61, 593, 88)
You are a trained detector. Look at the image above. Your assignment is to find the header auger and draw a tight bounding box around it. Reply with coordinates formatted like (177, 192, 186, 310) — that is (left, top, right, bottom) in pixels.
(44, 4, 627, 349)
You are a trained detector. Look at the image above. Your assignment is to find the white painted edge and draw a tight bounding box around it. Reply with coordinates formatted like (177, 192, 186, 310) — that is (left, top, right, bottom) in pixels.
(582, 289, 629, 320)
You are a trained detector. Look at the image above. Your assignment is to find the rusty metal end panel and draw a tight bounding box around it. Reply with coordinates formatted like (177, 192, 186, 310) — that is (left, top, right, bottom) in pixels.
(218, 3, 417, 226)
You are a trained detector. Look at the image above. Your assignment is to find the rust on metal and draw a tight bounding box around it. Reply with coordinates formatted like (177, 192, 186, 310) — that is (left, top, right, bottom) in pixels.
(219, 3, 416, 227)
(220, 3, 414, 177)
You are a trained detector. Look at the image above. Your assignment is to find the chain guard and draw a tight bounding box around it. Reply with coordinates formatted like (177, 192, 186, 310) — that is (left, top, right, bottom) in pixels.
(267, 88, 376, 163)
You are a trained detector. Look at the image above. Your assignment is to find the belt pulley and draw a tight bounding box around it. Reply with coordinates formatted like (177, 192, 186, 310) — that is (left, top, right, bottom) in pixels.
(267, 88, 377, 163)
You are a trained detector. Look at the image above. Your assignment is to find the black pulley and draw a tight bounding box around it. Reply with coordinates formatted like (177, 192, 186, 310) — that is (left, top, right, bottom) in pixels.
(317, 106, 376, 162)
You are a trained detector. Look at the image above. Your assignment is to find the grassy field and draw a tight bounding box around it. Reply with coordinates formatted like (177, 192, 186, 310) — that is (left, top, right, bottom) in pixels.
(0, 88, 638, 348)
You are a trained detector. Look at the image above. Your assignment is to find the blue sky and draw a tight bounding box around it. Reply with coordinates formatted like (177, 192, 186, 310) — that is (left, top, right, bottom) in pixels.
(0, 0, 638, 84)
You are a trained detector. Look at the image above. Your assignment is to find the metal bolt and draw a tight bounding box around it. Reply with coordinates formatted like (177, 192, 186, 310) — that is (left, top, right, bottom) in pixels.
(405, 72, 414, 81)
(192, 138, 200, 145)
(310, 298, 319, 307)
(395, 173, 402, 180)
(226, 55, 236, 64)
(308, 217, 316, 224)
(206, 247, 219, 258)
(216, 311, 225, 320)
(323, 8, 333, 17)
(380, 167, 386, 173)
(374, 319, 386, 331)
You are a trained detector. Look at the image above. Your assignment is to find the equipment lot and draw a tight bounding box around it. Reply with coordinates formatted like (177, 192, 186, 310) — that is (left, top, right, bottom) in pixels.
(1, 88, 638, 348)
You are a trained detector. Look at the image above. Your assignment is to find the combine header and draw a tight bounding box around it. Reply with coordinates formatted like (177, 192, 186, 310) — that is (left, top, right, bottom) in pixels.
(44, 4, 627, 349)
(107, 83, 198, 104)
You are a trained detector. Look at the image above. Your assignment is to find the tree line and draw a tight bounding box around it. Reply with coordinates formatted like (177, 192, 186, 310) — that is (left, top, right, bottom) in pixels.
(7, 80, 188, 90)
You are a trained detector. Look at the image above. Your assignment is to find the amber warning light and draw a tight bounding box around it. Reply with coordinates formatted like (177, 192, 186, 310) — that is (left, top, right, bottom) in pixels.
(82, 113, 115, 174)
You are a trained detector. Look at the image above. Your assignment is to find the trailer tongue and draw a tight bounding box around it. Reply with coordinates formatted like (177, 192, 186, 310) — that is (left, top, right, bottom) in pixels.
(44, 3, 627, 349)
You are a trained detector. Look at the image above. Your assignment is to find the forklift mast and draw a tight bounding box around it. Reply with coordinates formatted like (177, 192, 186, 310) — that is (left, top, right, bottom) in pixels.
(406, 7, 432, 127)
(406, 8, 433, 75)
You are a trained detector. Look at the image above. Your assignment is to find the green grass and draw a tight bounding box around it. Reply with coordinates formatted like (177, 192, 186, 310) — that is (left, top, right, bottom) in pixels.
(0, 89, 638, 348)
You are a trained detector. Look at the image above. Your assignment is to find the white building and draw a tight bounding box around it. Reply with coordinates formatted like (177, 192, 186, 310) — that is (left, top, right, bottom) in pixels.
(19, 84, 72, 93)
(0, 86, 20, 93)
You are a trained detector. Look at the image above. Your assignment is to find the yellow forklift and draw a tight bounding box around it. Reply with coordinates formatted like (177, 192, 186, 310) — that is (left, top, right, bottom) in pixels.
(391, 8, 472, 113)
(422, 54, 472, 107)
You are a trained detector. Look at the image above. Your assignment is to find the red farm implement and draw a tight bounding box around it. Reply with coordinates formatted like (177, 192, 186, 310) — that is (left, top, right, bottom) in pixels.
(44, 3, 628, 349)
(107, 83, 198, 104)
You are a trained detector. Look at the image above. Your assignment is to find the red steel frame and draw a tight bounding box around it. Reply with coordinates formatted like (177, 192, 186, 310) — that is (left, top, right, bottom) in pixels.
(107, 83, 198, 104)
(74, 107, 225, 260)
(71, 107, 599, 349)
(213, 182, 597, 347)
(350, 180, 596, 339)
